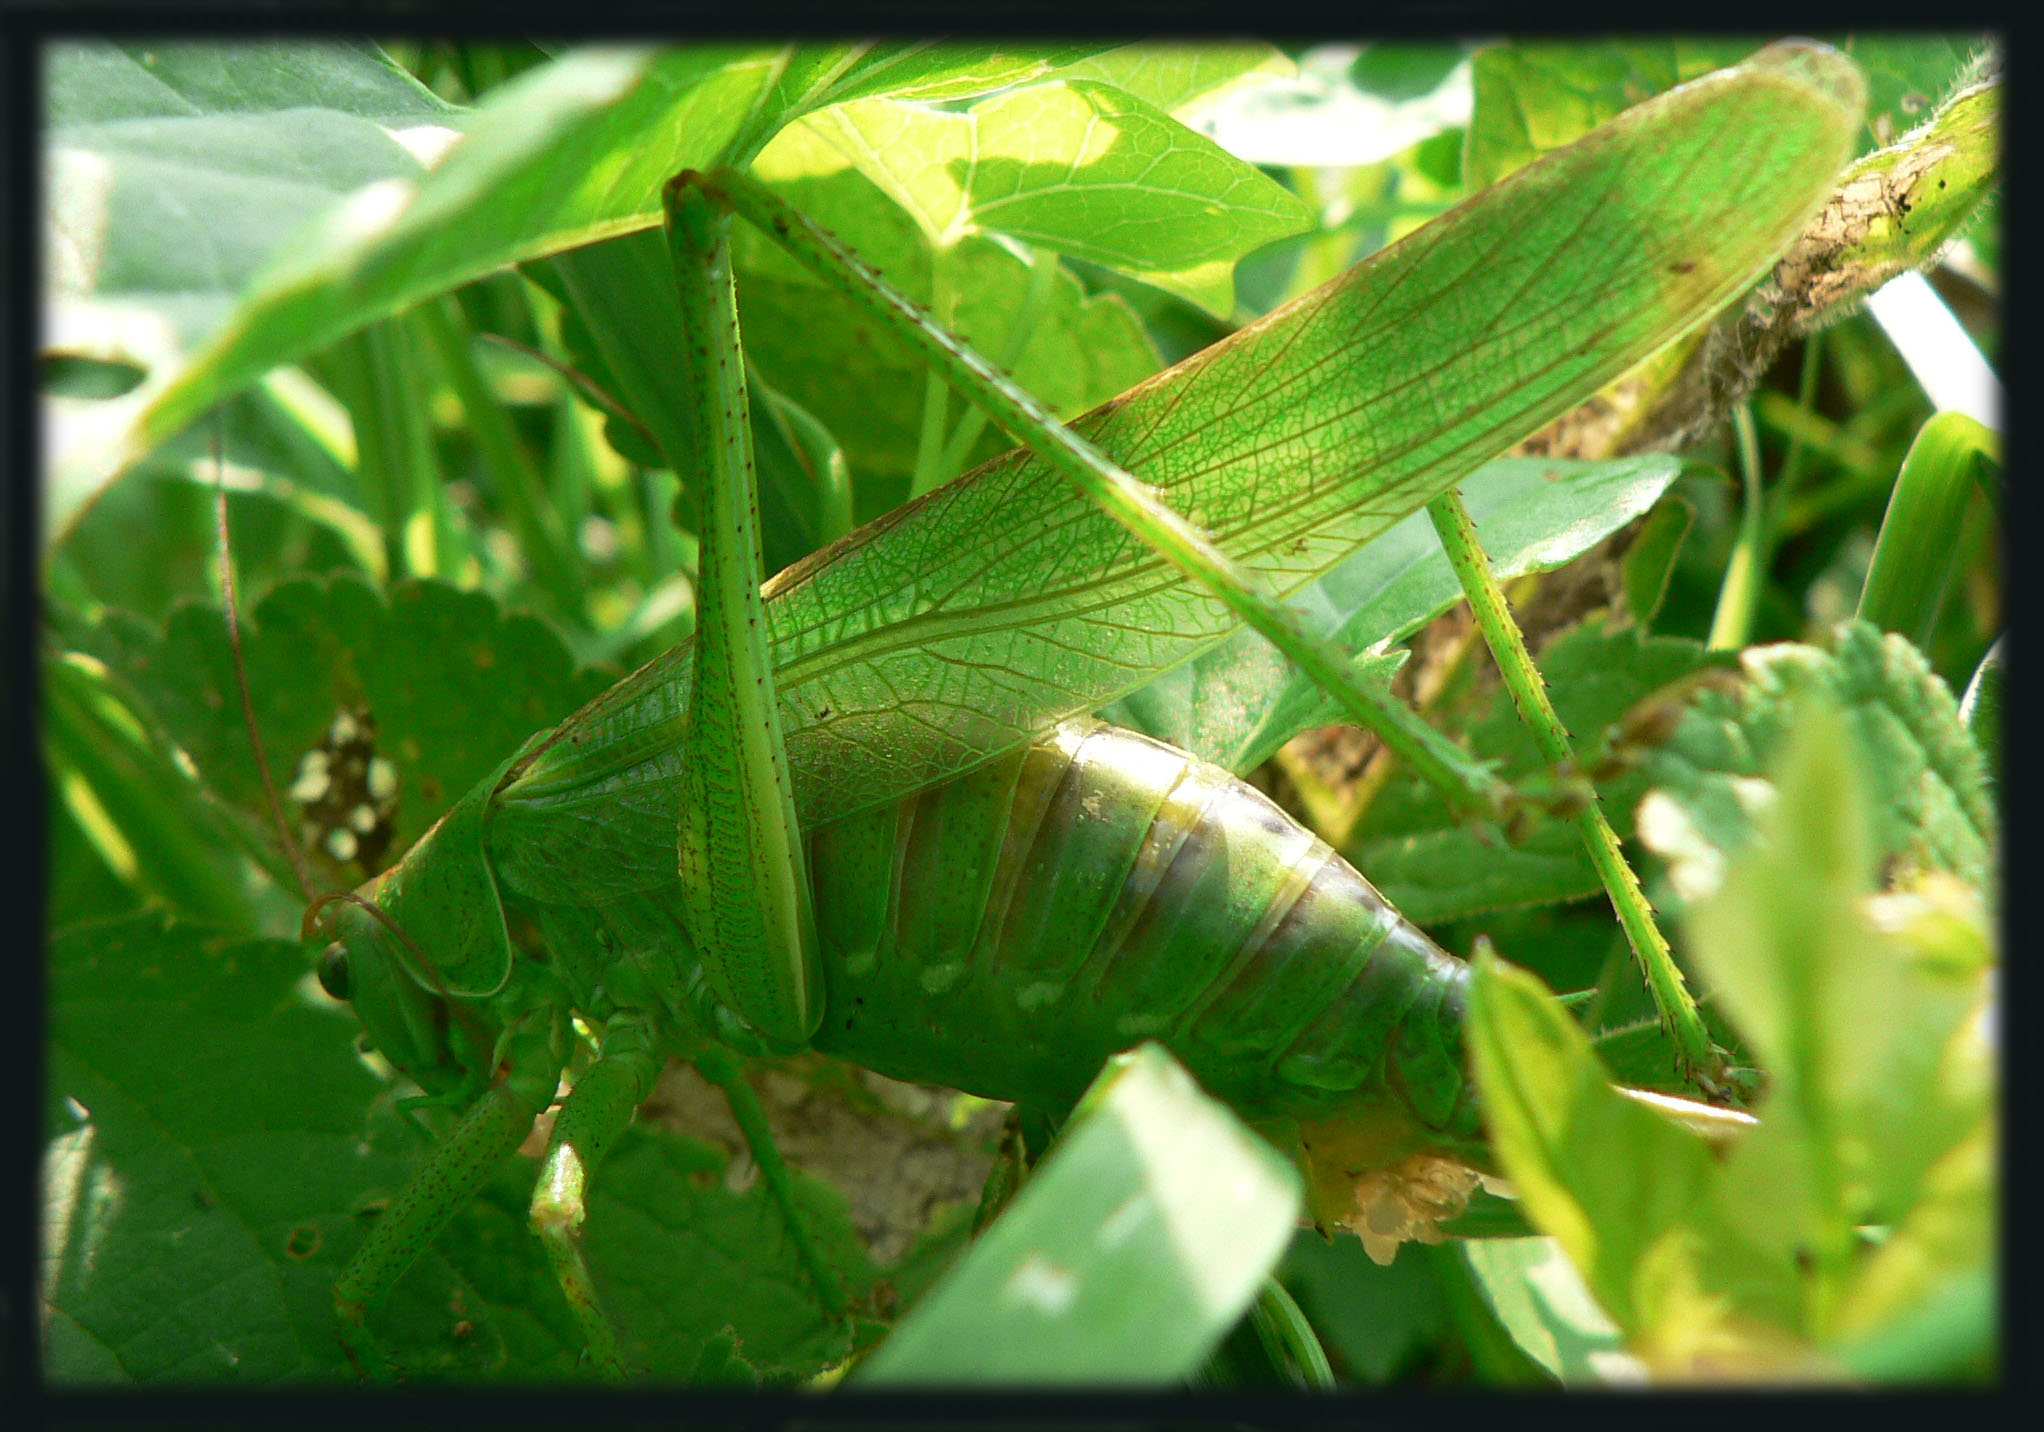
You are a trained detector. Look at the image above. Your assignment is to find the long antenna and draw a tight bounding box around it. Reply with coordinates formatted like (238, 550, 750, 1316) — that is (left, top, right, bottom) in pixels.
(212, 413, 317, 904)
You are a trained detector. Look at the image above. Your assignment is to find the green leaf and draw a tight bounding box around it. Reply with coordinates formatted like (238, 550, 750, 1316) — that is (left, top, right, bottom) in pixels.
(1620, 492, 1694, 626)
(1464, 38, 1768, 188)
(803, 79, 1310, 315)
(102, 44, 1096, 513)
(505, 43, 1868, 834)
(45, 40, 457, 353)
(537, 225, 849, 574)
(811, 42, 1119, 108)
(1276, 1231, 1450, 1384)
(1463, 955, 1776, 1350)
(1958, 636, 2001, 784)
(1829, 1130, 1995, 1380)
(856, 1044, 1300, 1385)
(1858, 411, 1996, 650)
(70, 575, 614, 886)
(1842, 34, 1997, 147)
(1634, 621, 1995, 912)
(1057, 43, 1291, 118)
(1686, 698, 1995, 1291)
(42, 650, 257, 927)
(44, 40, 459, 539)
(730, 126, 1163, 485)
(1104, 455, 1682, 772)
(42, 914, 585, 1384)
(580, 1125, 877, 1381)
(40, 912, 879, 1386)
(1461, 31, 1982, 187)
(1459, 1238, 1635, 1385)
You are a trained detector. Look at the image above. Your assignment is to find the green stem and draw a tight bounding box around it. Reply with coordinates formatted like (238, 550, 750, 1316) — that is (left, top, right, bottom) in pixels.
(933, 243, 1062, 480)
(1857, 410, 1996, 646)
(1769, 332, 1823, 521)
(702, 165, 1508, 821)
(1707, 403, 1766, 651)
(331, 321, 457, 581)
(415, 296, 586, 620)
(910, 248, 955, 498)
(1426, 490, 1715, 1084)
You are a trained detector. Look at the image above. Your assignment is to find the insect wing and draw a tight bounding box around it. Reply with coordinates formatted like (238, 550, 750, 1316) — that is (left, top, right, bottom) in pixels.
(504, 46, 1861, 838)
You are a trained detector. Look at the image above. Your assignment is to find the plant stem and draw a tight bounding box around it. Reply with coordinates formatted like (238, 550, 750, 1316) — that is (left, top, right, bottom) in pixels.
(934, 243, 1062, 481)
(415, 296, 586, 621)
(910, 248, 956, 498)
(1707, 403, 1766, 651)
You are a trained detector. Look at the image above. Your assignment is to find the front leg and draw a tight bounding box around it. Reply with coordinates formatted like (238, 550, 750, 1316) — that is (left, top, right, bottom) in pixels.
(333, 1002, 567, 1382)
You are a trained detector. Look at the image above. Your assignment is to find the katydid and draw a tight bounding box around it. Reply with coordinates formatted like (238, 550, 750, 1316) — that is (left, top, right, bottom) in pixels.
(242, 44, 1864, 1380)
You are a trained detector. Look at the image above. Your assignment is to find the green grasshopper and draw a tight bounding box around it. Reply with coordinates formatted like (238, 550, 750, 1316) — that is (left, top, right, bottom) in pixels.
(210, 42, 1864, 1380)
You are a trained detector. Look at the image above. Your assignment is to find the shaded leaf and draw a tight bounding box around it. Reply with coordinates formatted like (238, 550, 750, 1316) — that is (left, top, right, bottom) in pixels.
(42, 914, 586, 1384)
(44, 40, 458, 538)
(70, 575, 613, 886)
(1634, 621, 1994, 913)
(857, 1044, 1299, 1385)
(581, 1125, 878, 1381)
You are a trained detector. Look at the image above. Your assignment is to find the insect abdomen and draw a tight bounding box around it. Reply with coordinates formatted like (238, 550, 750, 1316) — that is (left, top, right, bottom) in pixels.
(807, 718, 1482, 1156)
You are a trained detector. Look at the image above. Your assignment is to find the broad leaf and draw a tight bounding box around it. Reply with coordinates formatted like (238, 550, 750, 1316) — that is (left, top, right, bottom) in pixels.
(70, 575, 614, 884)
(43, 916, 587, 1383)
(42, 913, 882, 1385)
(1634, 620, 1994, 912)
(803, 79, 1309, 314)
(856, 1044, 1299, 1384)
(1688, 700, 1995, 1286)
(44, 40, 458, 538)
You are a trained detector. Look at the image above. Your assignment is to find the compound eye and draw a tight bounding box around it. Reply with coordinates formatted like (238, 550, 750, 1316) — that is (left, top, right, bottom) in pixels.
(317, 941, 352, 1002)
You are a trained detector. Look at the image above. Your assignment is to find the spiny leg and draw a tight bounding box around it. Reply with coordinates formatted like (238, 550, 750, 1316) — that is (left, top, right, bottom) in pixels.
(662, 174, 823, 1051)
(1424, 492, 1714, 1084)
(334, 1048, 561, 1383)
(528, 1015, 663, 1380)
(693, 1044, 849, 1317)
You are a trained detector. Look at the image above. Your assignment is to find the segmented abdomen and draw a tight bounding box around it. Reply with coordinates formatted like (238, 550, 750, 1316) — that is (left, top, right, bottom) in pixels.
(807, 718, 1483, 1154)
